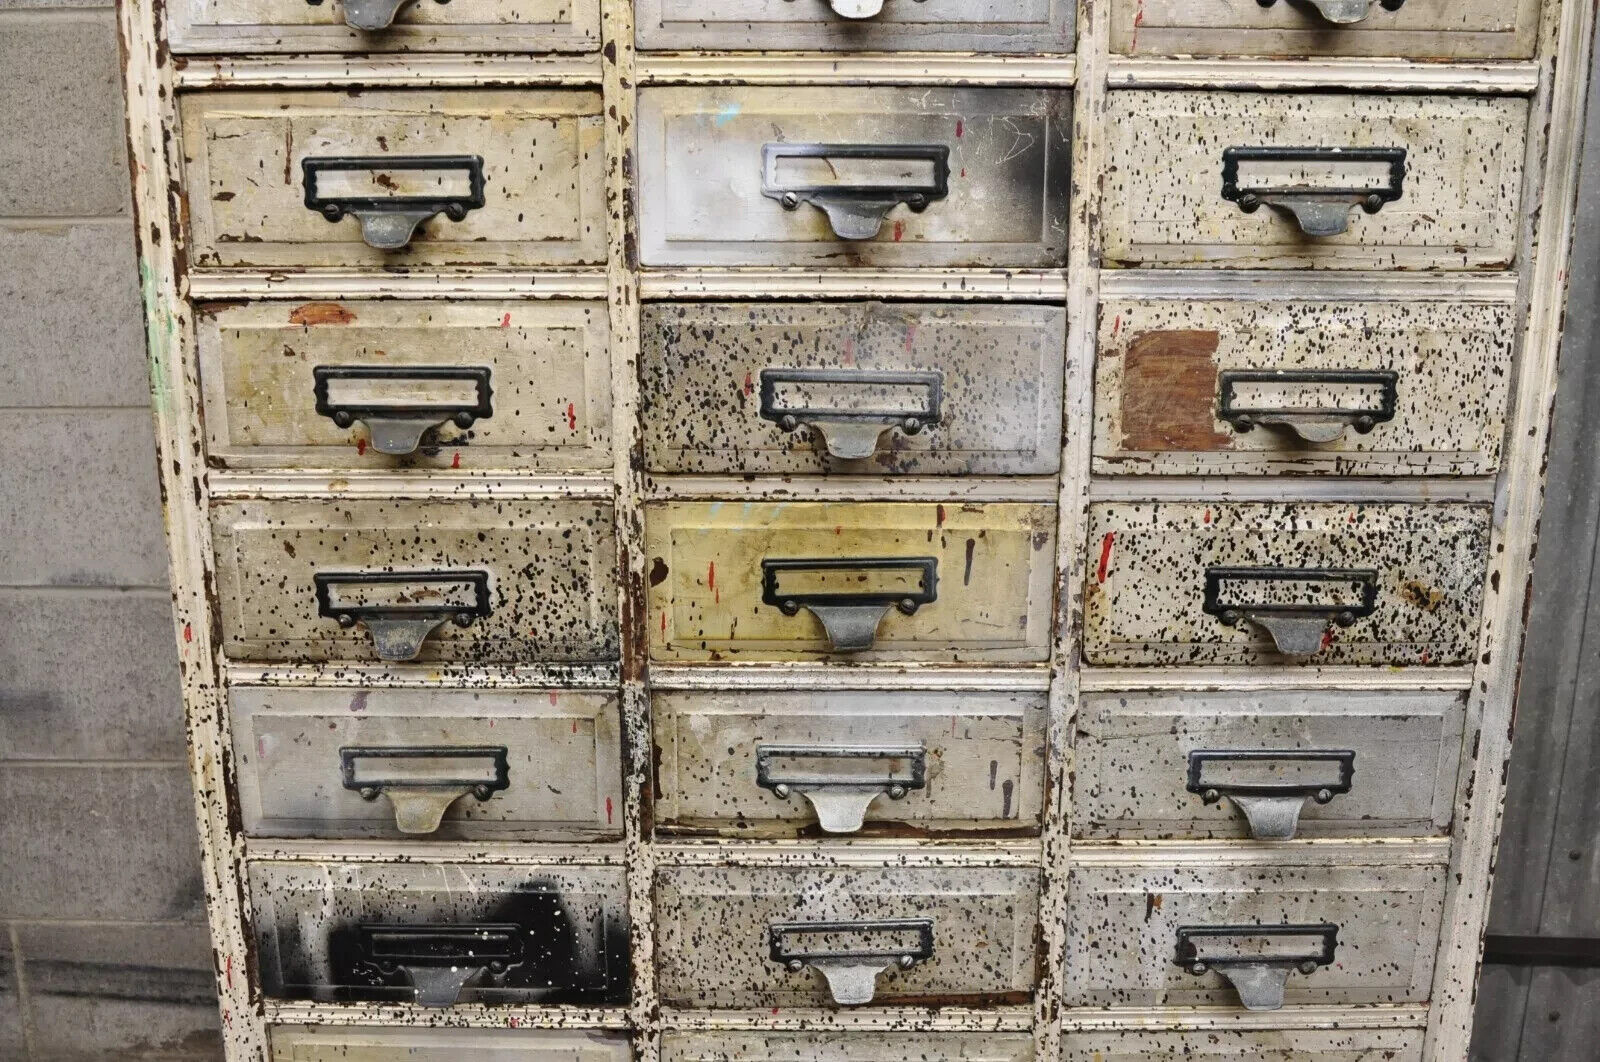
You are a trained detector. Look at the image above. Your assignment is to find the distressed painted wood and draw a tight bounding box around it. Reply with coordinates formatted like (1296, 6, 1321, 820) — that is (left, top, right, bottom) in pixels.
(641, 302, 1065, 476)
(1063, 1027, 1424, 1060)
(198, 299, 612, 471)
(1093, 297, 1515, 476)
(636, 87, 1070, 267)
(168, 0, 601, 53)
(634, 0, 1073, 52)
(270, 1027, 632, 1060)
(661, 1030, 1035, 1060)
(1102, 91, 1529, 271)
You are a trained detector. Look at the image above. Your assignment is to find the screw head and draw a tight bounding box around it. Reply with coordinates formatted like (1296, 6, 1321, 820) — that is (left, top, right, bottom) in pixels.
(472, 785, 494, 801)
(779, 600, 801, 616)
(1238, 193, 1262, 213)
(1315, 787, 1335, 804)
(337, 613, 357, 629)
(1230, 415, 1255, 433)
(1363, 193, 1385, 214)
(1219, 609, 1241, 627)
(1354, 414, 1376, 434)
(897, 597, 919, 615)
(1299, 960, 1320, 975)
(453, 611, 475, 628)
(786, 959, 805, 973)
(772, 783, 791, 798)
(780, 192, 801, 211)
(1190, 961, 1209, 976)
(445, 202, 469, 222)
(1335, 610, 1356, 628)
(898, 955, 917, 969)
(332, 411, 355, 428)
(887, 784, 908, 800)
(358, 786, 381, 801)
(778, 414, 799, 432)
(1201, 787, 1221, 804)
(321, 204, 344, 222)
(902, 417, 924, 435)
(454, 412, 476, 429)
(906, 194, 929, 212)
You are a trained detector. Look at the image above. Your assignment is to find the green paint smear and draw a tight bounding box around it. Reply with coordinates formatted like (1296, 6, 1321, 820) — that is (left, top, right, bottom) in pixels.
(139, 257, 174, 415)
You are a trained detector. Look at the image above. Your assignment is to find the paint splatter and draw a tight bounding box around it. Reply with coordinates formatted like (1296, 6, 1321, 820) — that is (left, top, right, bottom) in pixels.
(1096, 532, 1115, 584)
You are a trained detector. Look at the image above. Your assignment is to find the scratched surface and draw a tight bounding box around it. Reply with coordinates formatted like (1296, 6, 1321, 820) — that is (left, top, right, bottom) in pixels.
(653, 688, 1047, 838)
(637, 87, 1071, 267)
(655, 865, 1040, 1007)
(662, 1030, 1036, 1061)
(635, 0, 1072, 51)
(640, 301, 1065, 475)
(180, 89, 606, 269)
(198, 299, 612, 471)
(1062, 1028, 1424, 1060)
(1082, 502, 1491, 665)
(645, 501, 1058, 662)
(270, 1027, 632, 1060)
(1101, 91, 1529, 270)
(1093, 298, 1514, 476)
(169, 0, 600, 52)
(210, 498, 619, 663)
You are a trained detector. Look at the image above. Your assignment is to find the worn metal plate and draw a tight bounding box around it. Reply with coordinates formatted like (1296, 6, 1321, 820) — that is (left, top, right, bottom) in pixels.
(637, 87, 1070, 267)
(655, 865, 1039, 1007)
(168, 0, 599, 54)
(641, 302, 1064, 475)
(1083, 502, 1489, 666)
(653, 688, 1047, 838)
(663, 1031, 1035, 1061)
(1102, 91, 1527, 270)
(249, 861, 629, 1005)
(198, 300, 611, 471)
(1063, 851, 1445, 1007)
(230, 686, 622, 840)
(1063, 1028, 1424, 1061)
(180, 90, 605, 269)
(211, 498, 618, 664)
(635, 0, 1072, 52)
(1093, 298, 1514, 476)
(645, 502, 1057, 662)
(1073, 688, 1465, 839)
(271, 1027, 632, 1061)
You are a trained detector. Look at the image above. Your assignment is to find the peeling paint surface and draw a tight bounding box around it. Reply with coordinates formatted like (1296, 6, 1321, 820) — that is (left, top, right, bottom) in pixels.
(269, 1027, 631, 1059)
(662, 1031, 1036, 1061)
(636, 0, 1072, 51)
(1062, 1028, 1424, 1060)
(169, 0, 601, 53)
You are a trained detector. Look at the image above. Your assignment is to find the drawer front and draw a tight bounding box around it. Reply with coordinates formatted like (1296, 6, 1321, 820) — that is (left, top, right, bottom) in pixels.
(1093, 298, 1514, 476)
(655, 865, 1039, 1007)
(199, 300, 611, 471)
(1063, 853, 1445, 1008)
(1063, 1028, 1423, 1061)
(646, 502, 1057, 663)
(249, 862, 629, 1005)
(272, 1028, 631, 1061)
(1110, 0, 1537, 59)
(636, 0, 1072, 53)
(1073, 688, 1465, 840)
(181, 90, 605, 269)
(653, 688, 1047, 837)
(211, 498, 618, 664)
(169, 0, 600, 54)
(641, 302, 1064, 476)
(1083, 502, 1489, 666)
(1102, 91, 1527, 271)
(638, 87, 1070, 267)
(230, 686, 622, 840)
(663, 1031, 1035, 1061)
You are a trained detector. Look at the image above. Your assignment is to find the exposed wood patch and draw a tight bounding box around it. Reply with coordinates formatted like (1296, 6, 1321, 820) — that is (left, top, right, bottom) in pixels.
(1118, 329, 1230, 453)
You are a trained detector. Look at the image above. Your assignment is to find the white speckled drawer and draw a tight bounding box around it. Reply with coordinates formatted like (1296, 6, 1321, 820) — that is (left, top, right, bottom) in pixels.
(636, 0, 1072, 52)
(271, 1027, 631, 1061)
(1063, 1028, 1423, 1061)
(663, 1031, 1035, 1061)
(169, 0, 599, 54)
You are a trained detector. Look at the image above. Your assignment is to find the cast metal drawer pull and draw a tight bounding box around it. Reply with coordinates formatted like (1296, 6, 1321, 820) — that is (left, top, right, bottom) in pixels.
(761, 556, 939, 652)
(762, 143, 951, 241)
(353, 923, 523, 1008)
(769, 917, 935, 1005)
(1219, 369, 1399, 444)
(302, 155, 486, 251)
(755, 743, 928, 833)
(1221, 146, 1406, 237)
(759, 368, 944, 460)
(313, 365, 494, 457)
(1176, 923, 1339, 1012)
(303, 0, 440, 32)
(1202, 566, 1379, 656)
(314, 569, 492, 661)
(341, 745, 511, 835)
(1255, 0, 1406, 24)
(1186, 749, 1356, 840)
(828, 0, 888, 17)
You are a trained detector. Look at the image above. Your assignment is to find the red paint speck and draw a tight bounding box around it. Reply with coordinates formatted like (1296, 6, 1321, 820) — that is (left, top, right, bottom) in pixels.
(573, 721, 579, 733)
(834, 525, 843, 535)
(1203, 508, 1211, 524)
(843, 337, 856, 365)
(225, 954, 233, 987)
(1112, 314, 1122, 336)
(567, 402, 577, 432)
(892, 220, 905, 242)
(1320, 629, 1335, 652)
(960, 168, 966, 178)
(1096, 532, 1115, 584)
(709, 561, 719, 602)
(549, 692, 560, 706)
(904, 323, 917, 352)
(356, 438, 367, 456)
(605, 796, 614, 824)
(500, 313, 511, 328)
(183, 623, 193, 643)
(451, 451, 461, 469)
(743, 371, 754, 396)
(955, 119, 964, 137)
(660, 611, 667, 633)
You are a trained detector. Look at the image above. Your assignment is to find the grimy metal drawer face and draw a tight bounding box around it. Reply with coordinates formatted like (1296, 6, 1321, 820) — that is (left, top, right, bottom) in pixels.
(1063, 855, 1445, 1008)
(655, 866, 1040, 1007)
(1102, 91, 1527, 271)
(271, 1028, 632, 1062)
(1063, 1029, 1423, 1062)
(1083, 503, 1489, 666)
(211, 499, 617, 664)
(249, 862, 629, 1006)
(168, 0, 599, 54)
(1073, 689, 1466, 840)
(646, 502, 1056, 663)
(1093, 298, 1514, 476)
(230, 686, 622, 841)
(663, 1031, 1035, 1062)
(198, 300, 611, 471)
(635, 0, 1072, 53)
(653, 689, 1047, 838)
(181, 90, 605, 270)
(637, 88, 1070, 268)
(641, 302, 1065, 476)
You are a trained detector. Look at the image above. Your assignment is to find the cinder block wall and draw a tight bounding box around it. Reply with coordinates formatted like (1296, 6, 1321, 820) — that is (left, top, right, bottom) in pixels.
(0, 5, 222, 1059)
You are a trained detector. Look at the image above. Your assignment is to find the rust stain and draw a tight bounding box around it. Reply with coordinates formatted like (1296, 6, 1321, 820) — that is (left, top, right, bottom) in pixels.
(288, 302, 356, 326)
(1118, 329, 1230, 453)
(1401, 579, 1447, 612)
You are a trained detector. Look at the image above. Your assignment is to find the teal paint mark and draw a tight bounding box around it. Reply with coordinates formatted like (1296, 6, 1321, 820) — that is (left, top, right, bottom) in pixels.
(712, 102, 741, 127)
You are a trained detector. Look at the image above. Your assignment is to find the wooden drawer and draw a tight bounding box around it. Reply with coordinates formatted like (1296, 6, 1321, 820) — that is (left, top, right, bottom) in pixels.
(641, 302, 1064, 476)
(1093, 297, 1514, 476)
(637, 87, 1070, 268)
(655, 865, 1039, 1007)
(1063, 848, 1445, 1009)
(1073, 688, 1465, 840)
(636, 0, 1072, 53)
(230, 686, 622, 841)
(211, 498, 617, 664)
(663, 1031, 1034, 1061)
(646, 502, 1057, 663)
(249, 861, 629, 1006)
(1102, 91, 1527, 271)
(1110, 0, 1537, 59)
(198, 300, 611, 471)
(271, 1028, 631, 1061)
(653, 688, 1047, 838)
(1063, 1028, 1423, 1061)
(169, 0, 599, 54)
(180, 90, 605, 270)
(1083, 502, 1489, 666)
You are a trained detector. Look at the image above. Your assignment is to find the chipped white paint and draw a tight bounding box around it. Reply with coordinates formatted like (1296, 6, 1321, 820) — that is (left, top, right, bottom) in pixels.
(635, 0, 1073, 52)
(1062, 1026, 1424, 1060)
(168, 0, 600, 53)
(270, 1026, 632, 1059)
(661, 1030, 1035, 1060)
